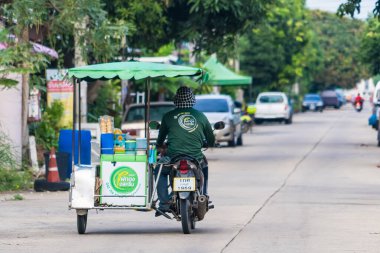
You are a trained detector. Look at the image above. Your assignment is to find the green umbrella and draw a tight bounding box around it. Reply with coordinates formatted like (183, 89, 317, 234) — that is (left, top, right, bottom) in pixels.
(204, 55, 251, 86)
(68, 61, 207, 82)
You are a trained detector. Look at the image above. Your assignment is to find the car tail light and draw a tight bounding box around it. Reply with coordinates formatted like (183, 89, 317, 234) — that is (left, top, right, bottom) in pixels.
(122, 129, 137, 136)
(284, 105, 288, 111)
(179, 160, 189, 174)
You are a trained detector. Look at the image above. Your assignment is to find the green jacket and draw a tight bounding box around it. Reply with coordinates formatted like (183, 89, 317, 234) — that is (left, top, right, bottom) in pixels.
(157, 107, 215, 160)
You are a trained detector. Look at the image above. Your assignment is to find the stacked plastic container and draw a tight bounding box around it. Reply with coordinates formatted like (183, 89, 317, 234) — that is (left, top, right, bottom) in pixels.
(99, 115, 156, 163)
(135, 138, 147, 162)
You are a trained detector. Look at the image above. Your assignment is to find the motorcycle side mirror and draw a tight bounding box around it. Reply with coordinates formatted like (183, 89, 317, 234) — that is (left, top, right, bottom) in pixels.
(233, 108, 241, 114)
(214, 121, 225, 130)
(148, 121, 161, 130)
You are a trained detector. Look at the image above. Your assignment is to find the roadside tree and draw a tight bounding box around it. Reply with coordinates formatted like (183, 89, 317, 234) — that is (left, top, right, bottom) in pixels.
(309, 10, 368, 90)
(360, 18, 380, 76)
(239, 0, 313, 93)
(338, 0, 380, 17)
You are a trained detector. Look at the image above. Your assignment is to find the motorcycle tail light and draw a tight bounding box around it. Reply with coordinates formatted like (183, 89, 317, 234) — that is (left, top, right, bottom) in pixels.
(179, 160, 189, 174)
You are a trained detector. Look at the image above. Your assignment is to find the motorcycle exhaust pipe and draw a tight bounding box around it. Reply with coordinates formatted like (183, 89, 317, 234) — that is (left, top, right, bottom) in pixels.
(196, 195, 208, 221)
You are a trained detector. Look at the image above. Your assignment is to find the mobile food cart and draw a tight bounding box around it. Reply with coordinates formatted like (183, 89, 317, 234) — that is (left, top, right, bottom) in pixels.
(67, 62, 206, 234)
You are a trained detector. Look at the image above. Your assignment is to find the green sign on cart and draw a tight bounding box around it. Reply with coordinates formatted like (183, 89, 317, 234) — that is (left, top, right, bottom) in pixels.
(110, 166, 139, 194)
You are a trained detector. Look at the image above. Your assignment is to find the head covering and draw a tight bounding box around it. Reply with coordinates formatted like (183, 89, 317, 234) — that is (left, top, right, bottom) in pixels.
(173, 86, 196, 108)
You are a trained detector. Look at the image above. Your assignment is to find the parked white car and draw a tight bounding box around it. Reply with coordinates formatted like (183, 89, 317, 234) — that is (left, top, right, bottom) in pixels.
(254, 92, 293, 124)
(121, 102, 175, 138)
(194, 94, 242, 147)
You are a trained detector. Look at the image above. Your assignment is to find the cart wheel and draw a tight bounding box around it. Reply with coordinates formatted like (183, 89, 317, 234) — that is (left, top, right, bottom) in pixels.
(77, 214, 87, 234)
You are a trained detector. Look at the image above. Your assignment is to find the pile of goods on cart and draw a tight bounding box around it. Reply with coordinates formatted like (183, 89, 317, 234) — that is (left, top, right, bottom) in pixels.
(99, 115, 157, 162)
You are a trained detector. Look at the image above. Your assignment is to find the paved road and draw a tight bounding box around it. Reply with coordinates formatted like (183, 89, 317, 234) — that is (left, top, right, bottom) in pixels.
(2, 106, 380, 253)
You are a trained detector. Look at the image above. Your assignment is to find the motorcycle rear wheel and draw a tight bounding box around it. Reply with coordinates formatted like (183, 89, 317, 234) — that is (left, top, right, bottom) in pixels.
(180, 199, 192, 234)
(191, 213, 196, 230)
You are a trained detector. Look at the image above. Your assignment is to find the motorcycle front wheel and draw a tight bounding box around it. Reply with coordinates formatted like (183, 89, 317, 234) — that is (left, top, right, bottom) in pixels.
(180, 199, 192, 234)
(241, 122, 249, 134)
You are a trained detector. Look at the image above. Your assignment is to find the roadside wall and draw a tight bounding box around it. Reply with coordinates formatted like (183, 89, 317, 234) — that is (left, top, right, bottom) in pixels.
(0, 73, 22, 161)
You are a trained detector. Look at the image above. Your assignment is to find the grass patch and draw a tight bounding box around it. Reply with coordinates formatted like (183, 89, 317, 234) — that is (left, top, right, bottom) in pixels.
(0, 130, 33, 192)
(13, 193, 24, 200)
(0, 167, 33, 192)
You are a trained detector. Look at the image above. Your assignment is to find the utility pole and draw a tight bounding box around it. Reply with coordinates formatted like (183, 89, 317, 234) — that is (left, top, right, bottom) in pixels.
(74, 18, 88, 123)
(21, 26, 30, 162)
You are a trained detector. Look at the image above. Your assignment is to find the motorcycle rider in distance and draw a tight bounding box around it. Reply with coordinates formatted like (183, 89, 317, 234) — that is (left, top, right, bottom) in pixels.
(354, 93, 364, 111)
(155, 86, 215, 216)
(241, 103, 256, 134)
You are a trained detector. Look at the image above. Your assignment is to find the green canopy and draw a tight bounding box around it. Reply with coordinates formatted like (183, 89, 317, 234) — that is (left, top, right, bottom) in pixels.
(204, 55, 251, 86)
(68, 61, 206, 82)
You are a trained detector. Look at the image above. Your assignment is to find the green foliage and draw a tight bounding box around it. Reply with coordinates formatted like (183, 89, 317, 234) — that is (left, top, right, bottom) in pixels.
(166, 0, 273, 56)
(0, 130, 19, 171)
(87, 81, 122, 127)
(105, 0, 273, 56)
(1, 0, 47, 34)
(0, 168, 32, 192)
(35, 100, 65, 151)
(1, 0, 132, 64)
(220, 87, 237, 100)
(309, 10, 368, 90)
(289, 94, 302, 113)
(81, 21, 130, 63)
(13, 194, 24, 200)
(0, 131, 32, 192)
(360, 18, 380, 76)
(2, 0, 273, 64)
(373, 75, 380, 85)
(0, 29, 49, 89)
(106, 0, 166, 52)
(338, 0, 380, 18)
(153, 43, 176, 57)
(156, 77, 199, 95)
(240, 0, 312, 91)
(49, 0, 131, 63)
(240, 5, 368, 95)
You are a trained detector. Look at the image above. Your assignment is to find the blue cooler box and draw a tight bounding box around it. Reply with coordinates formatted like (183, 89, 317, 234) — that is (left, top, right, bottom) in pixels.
(58, 129, 91, 178)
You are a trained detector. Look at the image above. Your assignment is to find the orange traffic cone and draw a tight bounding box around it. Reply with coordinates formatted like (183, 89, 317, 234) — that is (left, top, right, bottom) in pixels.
(47, 147, 60, 183)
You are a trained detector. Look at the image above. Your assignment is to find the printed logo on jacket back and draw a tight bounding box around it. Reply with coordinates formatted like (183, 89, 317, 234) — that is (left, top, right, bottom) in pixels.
(177, 113, 198, 132)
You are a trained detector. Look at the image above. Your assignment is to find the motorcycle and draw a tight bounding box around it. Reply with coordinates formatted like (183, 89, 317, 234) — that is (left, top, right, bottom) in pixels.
(241, 114, 253, 134)
(354, 101, 363, 112)
(150, 121, 225, 234)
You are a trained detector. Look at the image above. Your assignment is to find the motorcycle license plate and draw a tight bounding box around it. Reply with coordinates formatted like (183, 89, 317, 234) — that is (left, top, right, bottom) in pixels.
(173, 177, 196, 191)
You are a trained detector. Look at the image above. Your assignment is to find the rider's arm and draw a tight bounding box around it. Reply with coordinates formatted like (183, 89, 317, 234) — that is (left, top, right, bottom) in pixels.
(156, 115, 168, 147)
(203, 118, 215, 147)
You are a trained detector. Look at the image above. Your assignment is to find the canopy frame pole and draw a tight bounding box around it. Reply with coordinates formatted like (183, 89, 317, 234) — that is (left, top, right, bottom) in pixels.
(78, 79, 82, 165)
(146, 78, 151, 152)
(249, 82, 253, 103)
(144, 80, 147, 138)
(72, 77, 77, 174)
(144, 78, 151, 139)
(144, 78, 152, 208)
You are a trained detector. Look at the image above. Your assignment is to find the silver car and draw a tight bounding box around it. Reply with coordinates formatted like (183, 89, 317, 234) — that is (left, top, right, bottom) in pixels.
(194, 94, 242, 147)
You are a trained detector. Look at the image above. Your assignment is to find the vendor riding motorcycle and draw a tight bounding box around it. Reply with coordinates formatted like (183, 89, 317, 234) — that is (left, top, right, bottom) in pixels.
(155, 86, 215, 216)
